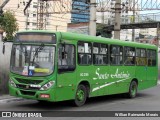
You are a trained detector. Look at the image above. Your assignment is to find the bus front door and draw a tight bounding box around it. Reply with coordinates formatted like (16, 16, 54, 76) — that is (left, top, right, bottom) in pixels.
(56, 44, 76, 101)
(56, 70, 76, 101)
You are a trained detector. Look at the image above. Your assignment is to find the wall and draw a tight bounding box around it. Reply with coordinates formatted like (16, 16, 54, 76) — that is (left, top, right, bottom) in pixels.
(0, 41, 12, 94)
(158, 52, 160, 80)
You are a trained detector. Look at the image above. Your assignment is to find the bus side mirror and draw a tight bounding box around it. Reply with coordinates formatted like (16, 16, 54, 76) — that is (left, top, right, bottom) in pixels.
(2, 42, 5, 54)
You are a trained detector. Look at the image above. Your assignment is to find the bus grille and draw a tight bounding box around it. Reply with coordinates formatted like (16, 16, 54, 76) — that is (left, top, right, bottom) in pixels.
(16, 84, 40, 90)
(20, 90, 36, 96)
(15, 78, 43, 84)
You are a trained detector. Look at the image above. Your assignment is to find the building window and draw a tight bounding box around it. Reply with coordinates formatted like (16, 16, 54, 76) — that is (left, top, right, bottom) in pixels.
(46, 22, 50, 25)
(46, 14, 50, 17)
(33, 14, 36, 17)
(32, 23, 37, 26)
(26, 22, 30, 25)
(33, 5, 37, 8)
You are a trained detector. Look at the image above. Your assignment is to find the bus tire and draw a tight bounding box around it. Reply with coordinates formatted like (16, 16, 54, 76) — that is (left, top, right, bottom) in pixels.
(127, 81, 138, 98)
(73, 84, 87, 107)
(37, 100, 50, 104)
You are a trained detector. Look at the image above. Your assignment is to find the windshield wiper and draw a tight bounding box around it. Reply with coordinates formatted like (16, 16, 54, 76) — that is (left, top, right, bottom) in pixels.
(32, 43, 44, 65)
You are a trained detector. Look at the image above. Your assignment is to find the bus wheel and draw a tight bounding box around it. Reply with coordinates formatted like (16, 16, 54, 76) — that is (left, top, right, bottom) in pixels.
(74, 84, 87, 107)
(128, 81, 138, 98)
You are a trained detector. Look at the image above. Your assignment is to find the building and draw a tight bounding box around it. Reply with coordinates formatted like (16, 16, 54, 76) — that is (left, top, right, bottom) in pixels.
(67, 0, 89, 34)
(71, 0, 89, 23)
(96, 0, 142, 41)
(96, 0, 115, 25)
(3, 0, 71, 31)
(0, 0, 3, 5)
(68, 22, 89, 34)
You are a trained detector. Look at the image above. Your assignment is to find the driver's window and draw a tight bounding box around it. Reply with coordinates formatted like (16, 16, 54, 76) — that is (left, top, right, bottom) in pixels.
(58, 44, 75, 72)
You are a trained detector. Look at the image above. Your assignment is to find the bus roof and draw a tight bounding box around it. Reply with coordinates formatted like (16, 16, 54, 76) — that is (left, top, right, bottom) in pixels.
(59, 32, 157, 50)
(16, 30, 157, 50)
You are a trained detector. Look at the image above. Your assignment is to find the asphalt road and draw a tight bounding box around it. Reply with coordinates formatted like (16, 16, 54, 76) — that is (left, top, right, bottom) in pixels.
(0, 83, 160, 119)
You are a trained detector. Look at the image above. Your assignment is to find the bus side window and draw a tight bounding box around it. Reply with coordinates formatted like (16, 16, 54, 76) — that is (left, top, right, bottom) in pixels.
(58, 44, 76, 72)
(136, 48, 141, 66)
(93, 43, 108, 65)
(110, 45, 123, 65)
(124, 47, 135, 66)
(147, 50, 156, 66)
(78, 41, 92, 65)
(136, 48, 147, 66)
(141, 49, 147, 66)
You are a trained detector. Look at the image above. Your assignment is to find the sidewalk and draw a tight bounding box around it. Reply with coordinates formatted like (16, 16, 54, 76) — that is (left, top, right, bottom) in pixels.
(0, 94, 23, 103)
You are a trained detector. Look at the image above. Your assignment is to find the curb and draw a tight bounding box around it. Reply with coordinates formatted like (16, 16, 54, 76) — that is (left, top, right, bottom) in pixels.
(0, 97, 24, 103)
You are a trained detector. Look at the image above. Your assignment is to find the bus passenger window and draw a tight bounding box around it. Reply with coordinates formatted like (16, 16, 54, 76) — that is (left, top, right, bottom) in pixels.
(110, 45, 123, 65)
(78, 41, 92, 65)
(136, 48, 146, 66)
(93, 43, 108, 65)
(147, 50, 156, 66)
(124, 47, 135, 66)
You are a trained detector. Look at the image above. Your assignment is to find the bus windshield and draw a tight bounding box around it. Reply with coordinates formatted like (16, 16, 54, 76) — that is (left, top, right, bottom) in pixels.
(10, 44, 55, 76)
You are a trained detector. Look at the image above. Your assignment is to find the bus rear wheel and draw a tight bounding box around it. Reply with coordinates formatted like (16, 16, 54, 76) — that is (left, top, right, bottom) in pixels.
(127, 81, 138, 98)
(74, 84, 87, 107)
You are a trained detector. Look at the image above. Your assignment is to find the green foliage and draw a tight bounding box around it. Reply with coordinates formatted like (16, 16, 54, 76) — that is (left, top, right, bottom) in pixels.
(0, 10, 18, 41)
(96, 24, 112, 38)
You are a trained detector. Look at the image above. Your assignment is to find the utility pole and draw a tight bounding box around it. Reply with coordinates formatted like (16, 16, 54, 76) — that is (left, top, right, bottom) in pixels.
(102, 11, 104, 24)
(157, 23, 160, 47)
(37, 0, 45, 30)
(114, 0, 121, 39)
(101, 3, 104, 24)
(37, 0, 49, 30)
(89, 0, 96, 36)
(132, 0, 135, 41)
(55, 25, 58, 31)
(25, 10, 29, 30)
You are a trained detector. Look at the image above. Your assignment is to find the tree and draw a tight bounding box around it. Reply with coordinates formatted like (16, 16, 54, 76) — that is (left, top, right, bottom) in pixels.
(96, 23, 112, 38)
(0, 10, 18, 41)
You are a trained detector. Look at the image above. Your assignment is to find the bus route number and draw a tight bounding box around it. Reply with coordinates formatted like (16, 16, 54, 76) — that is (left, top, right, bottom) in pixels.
(80, 73, 89, 77)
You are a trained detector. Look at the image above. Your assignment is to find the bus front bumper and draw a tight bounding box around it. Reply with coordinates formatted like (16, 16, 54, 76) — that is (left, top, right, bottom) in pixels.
(9, 85, 56, 102)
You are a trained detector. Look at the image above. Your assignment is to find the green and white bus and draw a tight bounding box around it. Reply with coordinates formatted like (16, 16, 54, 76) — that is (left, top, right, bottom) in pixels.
(9, 30, 158, 106)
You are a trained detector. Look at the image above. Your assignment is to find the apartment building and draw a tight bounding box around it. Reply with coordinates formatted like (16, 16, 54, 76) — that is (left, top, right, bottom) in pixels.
(3, 0, 71, 31)
(0, 0, 3, 5)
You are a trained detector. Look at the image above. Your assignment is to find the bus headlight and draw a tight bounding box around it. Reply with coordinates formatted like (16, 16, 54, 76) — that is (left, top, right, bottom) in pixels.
(40, 81, 55, 90)
(9, 79, 16, 88)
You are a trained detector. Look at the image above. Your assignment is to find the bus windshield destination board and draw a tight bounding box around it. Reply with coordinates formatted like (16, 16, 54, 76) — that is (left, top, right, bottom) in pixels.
(16, 32, 56, 43)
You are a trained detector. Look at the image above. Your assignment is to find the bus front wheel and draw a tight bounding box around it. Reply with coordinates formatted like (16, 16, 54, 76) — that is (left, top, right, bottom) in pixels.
(127, 81, 138, 98)
(74, 84, 87, 107)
